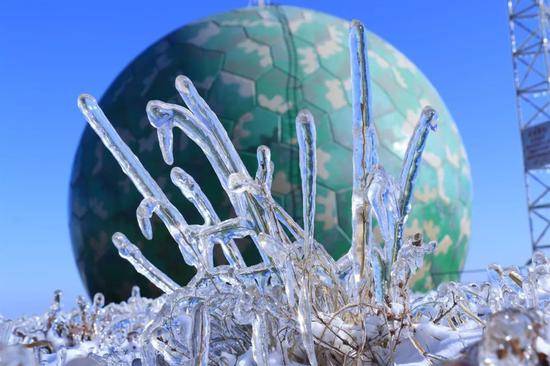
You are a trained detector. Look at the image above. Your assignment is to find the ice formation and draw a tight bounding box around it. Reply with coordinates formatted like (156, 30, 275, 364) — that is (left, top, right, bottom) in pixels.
(1, 20, 550, 365)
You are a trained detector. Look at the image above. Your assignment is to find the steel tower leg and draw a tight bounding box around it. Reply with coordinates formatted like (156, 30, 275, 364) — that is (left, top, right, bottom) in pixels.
(508, 0, 550, 252)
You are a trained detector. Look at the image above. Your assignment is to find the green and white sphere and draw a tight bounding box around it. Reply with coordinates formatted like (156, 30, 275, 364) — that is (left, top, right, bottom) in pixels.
(70, 5, 472, 302)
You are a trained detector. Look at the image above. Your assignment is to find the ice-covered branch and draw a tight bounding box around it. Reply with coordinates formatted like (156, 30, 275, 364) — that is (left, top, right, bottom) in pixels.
(112, 232, 181, 294)
(77, 95, 201, 269)
(349, 19, 378, 302)
(393, 107, 438, 264)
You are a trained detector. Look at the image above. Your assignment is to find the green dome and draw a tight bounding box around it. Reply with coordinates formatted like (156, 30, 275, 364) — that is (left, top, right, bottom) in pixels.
(70, 5, 472, 302)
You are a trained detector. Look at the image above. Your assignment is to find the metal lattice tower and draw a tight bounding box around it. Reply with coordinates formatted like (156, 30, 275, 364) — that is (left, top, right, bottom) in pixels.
(508, 0, 550, 252)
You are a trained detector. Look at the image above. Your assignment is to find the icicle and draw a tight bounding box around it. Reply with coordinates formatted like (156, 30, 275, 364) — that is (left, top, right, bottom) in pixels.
(136, 197, 158, 240)
(190, 298, 210, 366)
(295, 109, 318, 366)
(171, 167, 245, 268)
(112, 232, 181, 294)
(392, 107, 438, 264)
(255, 145, 274, 192)
(296, 109, 317, 258)
(251, 313, 269, 365)
(349, 19, 378, 301)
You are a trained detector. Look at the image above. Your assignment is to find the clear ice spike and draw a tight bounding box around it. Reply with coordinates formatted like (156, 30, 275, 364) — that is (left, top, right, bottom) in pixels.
(349, 19, 378, 301)
(298, 283, 318, 366)
(112, 232, 181, 294)
(255, 145, 274, 192)
(392, 107, 438, 264)
(175, 75, 248, 178)
(136, 197, 159, 240)
(295, 109, 318, 366)
(251, 313, 269, 366)
(171, 166, 245, 268)
(296, 109, 317, 257)
(190, 298, 210, 366)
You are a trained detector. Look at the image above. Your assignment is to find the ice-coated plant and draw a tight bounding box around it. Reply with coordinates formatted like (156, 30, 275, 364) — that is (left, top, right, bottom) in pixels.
(1, 20, 550, 366)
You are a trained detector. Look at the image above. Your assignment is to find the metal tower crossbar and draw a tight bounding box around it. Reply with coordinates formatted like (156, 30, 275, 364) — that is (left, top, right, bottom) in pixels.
(508, 0, 550, 252)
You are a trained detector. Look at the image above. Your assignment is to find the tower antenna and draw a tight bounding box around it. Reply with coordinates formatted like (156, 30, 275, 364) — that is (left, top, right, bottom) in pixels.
(508, 0, 550, 253)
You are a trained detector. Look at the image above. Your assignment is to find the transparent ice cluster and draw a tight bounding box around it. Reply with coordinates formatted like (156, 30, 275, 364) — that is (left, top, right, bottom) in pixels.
(2, 20, 550, 366)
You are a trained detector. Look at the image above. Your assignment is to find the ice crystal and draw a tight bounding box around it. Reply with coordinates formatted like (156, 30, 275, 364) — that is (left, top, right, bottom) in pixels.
(2, 20, 550, 365)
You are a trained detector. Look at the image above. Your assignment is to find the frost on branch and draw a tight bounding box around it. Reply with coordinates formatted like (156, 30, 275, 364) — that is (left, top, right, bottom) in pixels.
(1, 20, 550, 366)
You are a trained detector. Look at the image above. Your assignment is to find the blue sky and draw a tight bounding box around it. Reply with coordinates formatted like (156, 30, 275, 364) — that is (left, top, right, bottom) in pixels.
(0, 0, 529, 317)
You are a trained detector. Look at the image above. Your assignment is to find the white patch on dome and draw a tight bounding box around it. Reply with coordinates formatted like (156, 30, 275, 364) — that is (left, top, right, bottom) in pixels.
(142, 67, 160, 97)
(419, 98, 431, 108)
(462, 164, 471, 179)
(232, 112, 254, 149)
(316, 191, 338, 230)
(288, 11, 314, 32)
(325, 79, 347, 109)
(459, 145, 472, 178)
(394, 50, 417, 72)
(194, 76, 215, 90)
(220, 72, 255, 98)
(368, 50, 390, 69)
(237, 39, 272, 68)
(414, 185, 438, 203)
(92, 144, 104, 176)
(258, 9, 277, 22)
(89, 231, 110, 260)
(392, 67, 407, 88)
(423, 151, 451, 205)
(450, 121, 459, 134)
(405, 218, 422, 237)
(446, 146, 460, 168)
(393, 109, 418, 155)
(408, 261, 433, 290)
(220, 18, 279, 27)
(316, 147, 331, 180)
(258, 94, 292, 113)
(316, 25, 344, 58)
(459, 211, 471, 241)
(297, 47, 319, 74)
(343, 77, 352, 91)
(459, 144, 468, 161)
(72, 197, 88, 219)
(272, 171, 293, 195)
(90, 197, 109, 220)
(156, 53, 171, 70)
(435, 235, 453, 255)
(423, 220, 440, 241)
(188, 22, 220, 46)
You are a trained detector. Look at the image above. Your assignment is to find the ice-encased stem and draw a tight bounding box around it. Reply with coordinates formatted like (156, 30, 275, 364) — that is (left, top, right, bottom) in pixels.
(349, 20, 378, 300)
(112, 232, 181, 294)
(296, 109, 317, 257)
(77, 95, 202, 270)
(392, 107, 438, 264)
(256, 145, 274, 192)
(173, 76, 275, 239)
(296, 109, 318, 366)
(251, 313, 269, 365)
(170, 167, 245, 268)
(191, 299, 210, 366)
(146, 95, 272, 262)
